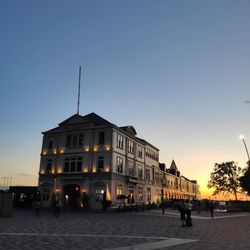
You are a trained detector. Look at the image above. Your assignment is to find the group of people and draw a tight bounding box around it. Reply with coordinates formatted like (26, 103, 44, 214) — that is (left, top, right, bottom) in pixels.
(178, 199, 193, 227)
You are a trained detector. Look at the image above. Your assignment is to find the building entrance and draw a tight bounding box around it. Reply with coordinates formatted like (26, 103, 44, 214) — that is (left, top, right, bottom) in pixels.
(63, 184, 80, 210)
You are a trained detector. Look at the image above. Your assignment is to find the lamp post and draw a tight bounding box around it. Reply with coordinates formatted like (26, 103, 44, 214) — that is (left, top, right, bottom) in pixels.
(239, 135, 250, 162)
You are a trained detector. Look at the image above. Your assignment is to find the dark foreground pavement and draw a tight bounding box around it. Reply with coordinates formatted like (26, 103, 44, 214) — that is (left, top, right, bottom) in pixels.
(0, 208, 250, 250)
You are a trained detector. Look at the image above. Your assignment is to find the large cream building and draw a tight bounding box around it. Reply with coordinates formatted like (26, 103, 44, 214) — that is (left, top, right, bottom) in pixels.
(38, 112, 200, 209)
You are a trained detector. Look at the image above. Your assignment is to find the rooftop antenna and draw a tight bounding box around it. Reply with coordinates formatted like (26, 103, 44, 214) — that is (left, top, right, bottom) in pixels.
(77, 66, 82, 115)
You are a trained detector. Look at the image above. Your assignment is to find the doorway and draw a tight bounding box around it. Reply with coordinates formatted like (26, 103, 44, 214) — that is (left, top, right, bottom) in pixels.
(63, 184, 80, 210)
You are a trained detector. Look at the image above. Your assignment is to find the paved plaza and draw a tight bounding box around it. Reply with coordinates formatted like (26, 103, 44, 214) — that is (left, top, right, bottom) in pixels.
(0, 208, 250, 250)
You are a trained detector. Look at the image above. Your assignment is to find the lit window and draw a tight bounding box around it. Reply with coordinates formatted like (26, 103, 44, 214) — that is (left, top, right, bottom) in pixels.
(116, 184, 123, 196)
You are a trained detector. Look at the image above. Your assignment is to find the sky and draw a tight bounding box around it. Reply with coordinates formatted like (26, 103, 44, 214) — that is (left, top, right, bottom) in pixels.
(0, 0, 250, 198)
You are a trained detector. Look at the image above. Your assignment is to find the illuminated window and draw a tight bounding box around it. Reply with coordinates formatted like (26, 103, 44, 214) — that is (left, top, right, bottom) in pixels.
(116, 184, 123, 196)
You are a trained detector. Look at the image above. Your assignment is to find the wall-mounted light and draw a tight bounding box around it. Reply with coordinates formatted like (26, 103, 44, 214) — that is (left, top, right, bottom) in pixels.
(105, 166, 110, 172)
(53, 149, 57, 154)
(60, 149, 64, 154)
(92, 166, 97, 173)
(83, 167, 88, 173)
(93, 145, 98, 152)
(84, 146, 89, 152)
(105, 144, 111, 151)
(42, 151, 47, 155)
(57, 167, 62, 174)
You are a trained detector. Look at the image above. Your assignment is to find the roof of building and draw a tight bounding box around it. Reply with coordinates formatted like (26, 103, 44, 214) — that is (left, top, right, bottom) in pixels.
(42, 112, 159, 150)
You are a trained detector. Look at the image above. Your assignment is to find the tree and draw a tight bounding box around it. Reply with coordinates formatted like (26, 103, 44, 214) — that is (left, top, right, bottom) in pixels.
(239, 161, 250, 195)
(207, 161, 242, 200)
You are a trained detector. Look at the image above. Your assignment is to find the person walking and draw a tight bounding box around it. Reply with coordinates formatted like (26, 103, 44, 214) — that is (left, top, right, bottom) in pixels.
(55, 196, 62, 218)
(185, 199, 192, 227)
(209, 201, 215, 218)
(178, 200, 186, 227)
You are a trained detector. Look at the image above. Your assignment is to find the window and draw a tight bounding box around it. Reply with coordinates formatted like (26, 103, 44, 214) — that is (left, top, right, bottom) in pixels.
(117, 133, 124, 149)
(97, 156, 104, 170)
(147, 188, 151, 202)
(117, 156, 123, 173)
(138, 165, 143, 179)
(65, 134, 84, 147)
(64, 157, 82, 172)
(99, 132, 105, 145)
(145, 169, 151, 181)
(138, 186, 143, 202)
(66, 135, 71, 147)
(155, 172, 160, 183)
(138, 145, 143, 158)
(78, 133, 84, 146)
(175, 178, 178, 189)
(46, 159, 52, 174)
(128, 161, 134, 176)
(116, 184, 123, 196)
(42, 189, 50, 201)
(48, 139, 54, 149)
(128, 140, 134, 154)
(72, 134, 78, 146)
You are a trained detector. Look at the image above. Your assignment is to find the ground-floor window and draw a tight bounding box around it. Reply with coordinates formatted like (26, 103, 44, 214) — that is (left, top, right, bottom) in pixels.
(42, 188, 50, 201)
(147, 187, 151, 203)
(116, 184, 123, 196)
(138, 186, 143, 202)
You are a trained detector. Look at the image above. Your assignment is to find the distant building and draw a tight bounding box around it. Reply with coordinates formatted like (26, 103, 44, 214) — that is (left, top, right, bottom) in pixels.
(38, 112, 200, 209)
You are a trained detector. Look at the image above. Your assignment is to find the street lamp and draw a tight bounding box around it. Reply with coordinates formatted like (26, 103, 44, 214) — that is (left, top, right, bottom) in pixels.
(239, 135, 250, 162)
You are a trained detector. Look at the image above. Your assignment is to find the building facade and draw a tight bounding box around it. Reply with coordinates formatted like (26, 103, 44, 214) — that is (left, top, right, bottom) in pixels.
(38, 113, 200, 209)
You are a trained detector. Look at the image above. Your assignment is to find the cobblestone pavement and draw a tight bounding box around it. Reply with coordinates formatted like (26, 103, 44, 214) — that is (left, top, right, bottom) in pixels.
(0, 208, 250, 249)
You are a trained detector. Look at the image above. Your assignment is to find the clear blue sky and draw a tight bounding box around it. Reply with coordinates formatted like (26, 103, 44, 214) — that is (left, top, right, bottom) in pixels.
(1, 0, 250, 197)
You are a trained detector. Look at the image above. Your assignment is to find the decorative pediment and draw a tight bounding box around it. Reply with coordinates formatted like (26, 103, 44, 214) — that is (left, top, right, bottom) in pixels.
(59, 114, 88, 126)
